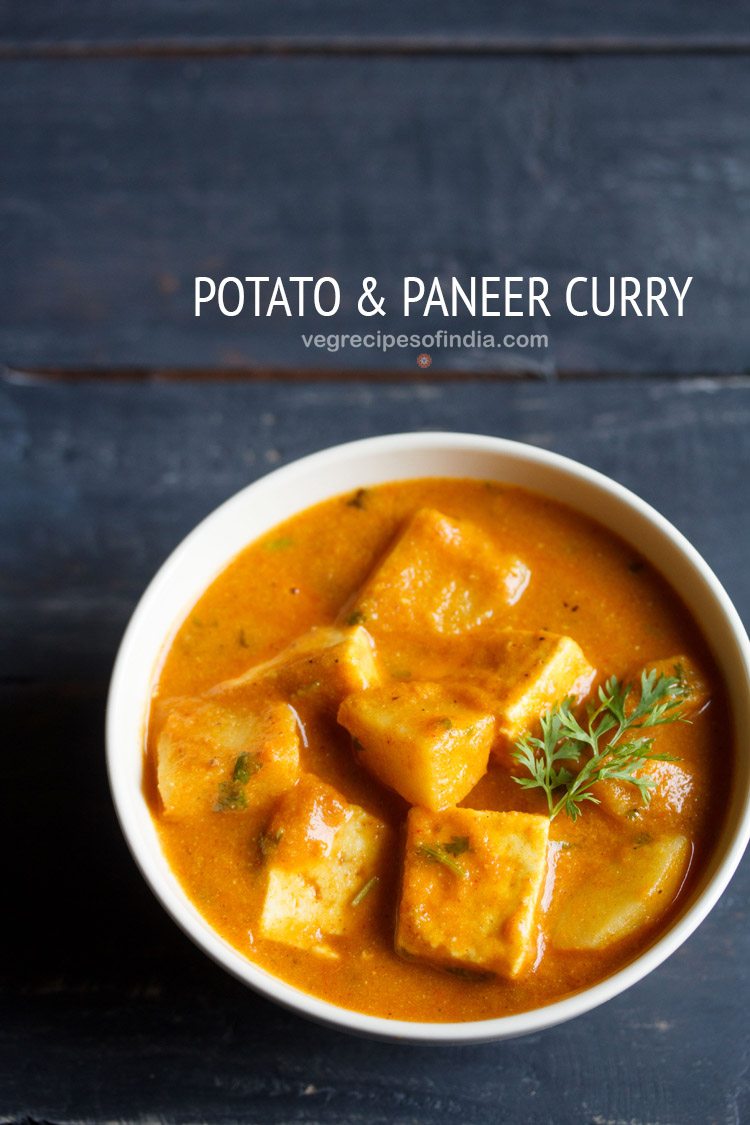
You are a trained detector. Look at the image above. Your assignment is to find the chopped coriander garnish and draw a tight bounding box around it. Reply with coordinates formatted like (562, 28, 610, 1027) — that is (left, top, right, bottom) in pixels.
(438, 717, 453, 730)
(445, 965, 489, 980)
(346, 488, 368, 509)
(215, 752, 262, 810)
(351, 875, 379, 906)
(442, 835, 470, 857)
(417, 842, 468, 878)
(511, 669, 687, 822)
(346, 610, 367, 626)
(292, 679, 321, 697)
(215, 781, 248, 812)
(258, 828, 284, 858)
(232, 751, 262, 784)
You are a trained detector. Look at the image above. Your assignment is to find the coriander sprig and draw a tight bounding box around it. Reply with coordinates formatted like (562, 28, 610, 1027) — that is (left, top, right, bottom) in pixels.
(511, 669, 687, 822)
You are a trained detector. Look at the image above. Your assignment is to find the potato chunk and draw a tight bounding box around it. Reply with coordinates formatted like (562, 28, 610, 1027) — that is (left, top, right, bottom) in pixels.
(397, 808, 549, 979)
(338, 682, 494, 810)
(351, 507, 530, 637)
(548, 834, 690, 951)
(213, 625, 381, 713)
(259, 776, 389, 956)
(596, 759, 695, 821)
(449, 630, 595, 764)
(156, 698, 300, 818)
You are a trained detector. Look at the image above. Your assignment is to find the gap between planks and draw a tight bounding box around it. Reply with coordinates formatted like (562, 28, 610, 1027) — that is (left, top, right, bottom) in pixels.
(3, 366, 750, 388)
(3, 35, 750, 61)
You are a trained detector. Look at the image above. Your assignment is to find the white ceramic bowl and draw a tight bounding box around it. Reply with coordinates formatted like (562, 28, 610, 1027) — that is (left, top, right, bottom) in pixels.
(106, 432, 750, 1043)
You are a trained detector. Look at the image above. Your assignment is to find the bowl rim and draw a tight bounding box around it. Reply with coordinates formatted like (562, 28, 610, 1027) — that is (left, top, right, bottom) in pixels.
(106, 430, 750, 1044)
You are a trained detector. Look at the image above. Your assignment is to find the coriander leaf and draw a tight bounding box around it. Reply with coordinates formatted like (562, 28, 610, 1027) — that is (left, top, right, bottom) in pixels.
(258, 828, 284, 858)
(445, 965, 491, 980)
(351, 875, 379, 906)
(417, 842, 468, 878)
(443, 835, 470, 856)
(233, 751, 262, 784)
(292, 678, 322, 697)
(346, 488, 369, 509)
(215, 781, 248, 812)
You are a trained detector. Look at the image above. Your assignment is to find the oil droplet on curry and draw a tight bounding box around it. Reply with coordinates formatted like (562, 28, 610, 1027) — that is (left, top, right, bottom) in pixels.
(146, 479, 732, 1022)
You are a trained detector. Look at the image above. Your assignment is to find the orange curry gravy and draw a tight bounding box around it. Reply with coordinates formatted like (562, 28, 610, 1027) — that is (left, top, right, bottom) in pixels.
(146, 479, 732, 1022)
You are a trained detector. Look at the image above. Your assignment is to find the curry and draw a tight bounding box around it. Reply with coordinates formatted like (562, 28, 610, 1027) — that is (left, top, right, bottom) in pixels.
(146, 478, 731, 1022)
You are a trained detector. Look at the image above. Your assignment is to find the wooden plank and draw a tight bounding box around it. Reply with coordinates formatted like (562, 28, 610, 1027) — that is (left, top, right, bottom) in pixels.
(2, 55, 750, 376)
(2, 0, 750, 48)
(2, 372, 749, 681)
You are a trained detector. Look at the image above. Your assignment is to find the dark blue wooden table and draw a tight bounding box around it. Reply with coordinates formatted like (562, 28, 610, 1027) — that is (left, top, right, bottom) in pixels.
(2, 3, 750, 1121)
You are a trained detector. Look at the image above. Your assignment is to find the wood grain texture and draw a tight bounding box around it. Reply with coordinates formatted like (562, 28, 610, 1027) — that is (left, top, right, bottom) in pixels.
(2, 374, 749, 1123)
(2, 0, 750, 47)
(2, 56, 750, 375)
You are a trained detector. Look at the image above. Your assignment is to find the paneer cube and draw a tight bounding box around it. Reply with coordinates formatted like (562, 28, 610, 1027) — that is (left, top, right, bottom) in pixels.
(633, 654, 710, 718)
(259, 775, 389, 956)
(156, 698, 300, 818)
(213, 625, 381, 713)
(397, 807, 549, 979)
(338, 682, 494, 810)
(548, 833, 690, 951)
(449, 629, 595, 764)
(350, 507, 530, 637)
